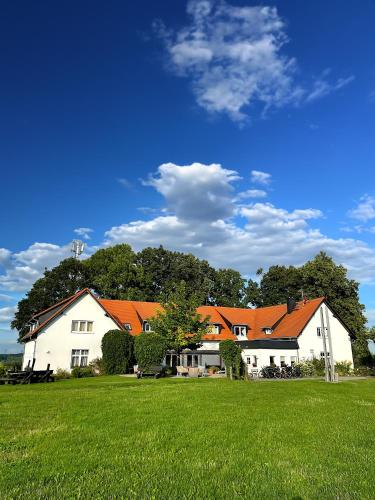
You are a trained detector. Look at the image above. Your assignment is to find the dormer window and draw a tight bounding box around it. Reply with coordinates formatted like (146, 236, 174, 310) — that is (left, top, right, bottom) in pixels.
(29, 320, 39, 332)
(263, 327, 273, 335)
(208, 324, 220, 335)
(124, 323, 132, 331)
(142, 321, 152, 332)
(233, 325, 247, 337)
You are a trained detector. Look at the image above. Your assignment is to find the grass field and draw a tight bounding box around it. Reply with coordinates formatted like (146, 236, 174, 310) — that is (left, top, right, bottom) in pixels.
(1, 377, 375, 499)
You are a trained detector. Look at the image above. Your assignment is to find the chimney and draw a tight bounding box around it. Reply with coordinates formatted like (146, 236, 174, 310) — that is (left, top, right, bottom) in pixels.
(287, 297, 296, 314)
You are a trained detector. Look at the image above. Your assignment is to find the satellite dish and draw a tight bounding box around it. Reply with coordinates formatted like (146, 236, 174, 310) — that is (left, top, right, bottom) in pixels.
(71, 240, 85, 259)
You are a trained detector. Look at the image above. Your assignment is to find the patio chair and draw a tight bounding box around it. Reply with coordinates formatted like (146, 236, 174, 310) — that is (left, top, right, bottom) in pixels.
(188, 367, 199, 378)
(176, 366, 188, 377)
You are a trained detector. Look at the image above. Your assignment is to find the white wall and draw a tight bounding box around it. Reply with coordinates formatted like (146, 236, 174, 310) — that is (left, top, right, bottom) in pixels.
(298, 304, 353, 366)
(22, 293, 118, 372)
(241, 349, 298, 372)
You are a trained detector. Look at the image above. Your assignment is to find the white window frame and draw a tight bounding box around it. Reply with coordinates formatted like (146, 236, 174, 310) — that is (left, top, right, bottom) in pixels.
(71, 320, 94, 333)
(142, 321, 152, 332)
(263, 327, 273, 335)
(246, 357, 251, 365)
(320, 351, 330, 359)
(290, 356, 297, 365)
(280, 356, 286, 367)
(233, 325, 247, 337)
(124, 323, 132, 331)
(208, 324, 220, 335)
(71, 349, 89, 368)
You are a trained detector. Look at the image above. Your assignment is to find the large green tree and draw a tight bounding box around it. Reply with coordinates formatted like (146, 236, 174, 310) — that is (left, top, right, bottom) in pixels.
(211, 268, 247, 307)
(11, 258, 91, 341)
(149, 282, 208, 351)
(256, 252, 366, 337)
(85, 244, 146, 300)
(136, 246, 216, 303)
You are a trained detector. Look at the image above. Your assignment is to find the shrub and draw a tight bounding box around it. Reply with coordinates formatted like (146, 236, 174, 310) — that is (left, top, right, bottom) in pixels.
(219, 340, 243, 379)
(335, 361, 352, 376)
(134, 333, 168, 371)
(311, 358, 326, 376)
(0, 362, 6, 377)
(353, 366, 375, 376)
(294, 360, 316, 377)
(89, 357, 104, 375)
(71, 366, 94, 378)
(102, 329, 135, 374)
(55, 368, 71, 380)
(208, 366, 219, 373)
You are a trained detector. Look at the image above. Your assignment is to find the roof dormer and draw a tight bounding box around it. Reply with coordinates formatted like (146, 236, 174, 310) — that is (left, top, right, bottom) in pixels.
(262, 326, 273, 335)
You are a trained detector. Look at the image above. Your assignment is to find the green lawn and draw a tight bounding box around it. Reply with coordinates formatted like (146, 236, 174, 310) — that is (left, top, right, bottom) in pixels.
(1, 377, 374, 499)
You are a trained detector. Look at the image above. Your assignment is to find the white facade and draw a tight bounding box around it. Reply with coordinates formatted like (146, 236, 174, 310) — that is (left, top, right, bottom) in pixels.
(22, 293, 118, 371)
(23, 297, 353, 373)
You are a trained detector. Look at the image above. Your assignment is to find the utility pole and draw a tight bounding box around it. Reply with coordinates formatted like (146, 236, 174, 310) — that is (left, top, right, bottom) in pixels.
(320, 307, 330, 382)
(325, 304, 335, 382)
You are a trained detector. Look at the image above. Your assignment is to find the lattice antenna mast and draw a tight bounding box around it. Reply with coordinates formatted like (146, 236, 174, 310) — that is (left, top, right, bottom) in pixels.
(71, 240, 85, 259)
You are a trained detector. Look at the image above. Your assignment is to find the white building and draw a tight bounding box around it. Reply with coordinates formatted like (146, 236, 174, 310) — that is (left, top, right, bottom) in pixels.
(22, 289, 354, 373)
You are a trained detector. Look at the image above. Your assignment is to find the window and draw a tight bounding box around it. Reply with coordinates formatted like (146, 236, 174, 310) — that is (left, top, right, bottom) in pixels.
(317, 327, 327, 337)
(124, 323, 132, 331)
(320, 351, 330, 359)
(71, 349, 89, 367)
(143, 321, 152, 332)
(208, 324, 220, 334)
(233, 325, 247, 337)
(252, 356, 258, 368)
(71, 321, 94, 333)
(29, 321, 39, 332)
(280, 356, 286, 367)
(263, 327, 273, 335)
(290, 356, 297, 366)
(269, 356, 275, 366)
(246, 357, 251, 365)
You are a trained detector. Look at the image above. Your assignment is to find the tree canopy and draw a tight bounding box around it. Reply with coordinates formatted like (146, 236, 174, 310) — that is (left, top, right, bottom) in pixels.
(12, 245, 368, 353)
(149, 282, 209, 351)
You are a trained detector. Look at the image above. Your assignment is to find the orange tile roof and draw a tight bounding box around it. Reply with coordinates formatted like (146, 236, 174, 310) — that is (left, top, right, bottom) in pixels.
(23, 289, 326, 343)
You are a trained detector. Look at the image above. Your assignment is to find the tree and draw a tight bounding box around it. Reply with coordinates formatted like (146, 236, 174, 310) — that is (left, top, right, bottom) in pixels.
(85, 244, 146, 300)
(211, 268, 246, 307)
(136, 246, 216, 303)
(257, 265, 302, 306)
(11, 258, 91, 341)
(256, 253, 366, 338)
(149, 282, 208, 352)
(101, 329, 135, 374)
(219, 340, 243, 380)
(301, 252, 366, 336)
(134, 333, 168, 371)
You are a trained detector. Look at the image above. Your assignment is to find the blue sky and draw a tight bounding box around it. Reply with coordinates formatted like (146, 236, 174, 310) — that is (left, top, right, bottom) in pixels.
(1, 0, 375, 352)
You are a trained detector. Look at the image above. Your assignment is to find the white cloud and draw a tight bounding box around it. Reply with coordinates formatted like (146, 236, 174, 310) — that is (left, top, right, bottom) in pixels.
(143, 162, 240, 221)
(118, 178, 134, 190)
(105, 162, 375, 284)
(305, 73, 354, 103)
(0, 243, 72, 292)
(155, 0, 354, 122)
(348, 195, 375, 222)
(0, 306, 16, 323)
(250, 170, 271, 185)
(0, 294, 13, 303)
(74, 227, 94, 240)
(235, 189, 267, 201)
